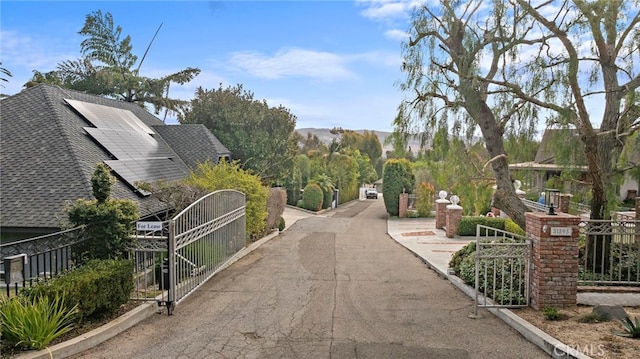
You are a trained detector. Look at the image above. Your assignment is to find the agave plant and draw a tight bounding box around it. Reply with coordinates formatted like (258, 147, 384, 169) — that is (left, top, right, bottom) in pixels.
(617, 316, 640, 338)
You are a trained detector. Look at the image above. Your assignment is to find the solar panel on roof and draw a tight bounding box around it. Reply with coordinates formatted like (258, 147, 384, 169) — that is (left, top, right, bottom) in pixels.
(105, 159, 189, 195)
(65, 98, 154, 135)
(64, 98, 190, 197)
(84, 127, 175, 160)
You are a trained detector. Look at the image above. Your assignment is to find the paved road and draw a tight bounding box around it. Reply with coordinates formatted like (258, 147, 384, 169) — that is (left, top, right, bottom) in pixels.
(72, 199, 548, 358)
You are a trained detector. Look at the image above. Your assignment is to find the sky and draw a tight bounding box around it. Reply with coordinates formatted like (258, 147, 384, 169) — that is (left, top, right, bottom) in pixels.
(1, 0, 418, 132)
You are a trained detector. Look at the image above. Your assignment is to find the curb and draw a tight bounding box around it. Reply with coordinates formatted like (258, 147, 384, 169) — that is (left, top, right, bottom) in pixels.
(15, 302, 159, 359)
(14, 230, 282, 359)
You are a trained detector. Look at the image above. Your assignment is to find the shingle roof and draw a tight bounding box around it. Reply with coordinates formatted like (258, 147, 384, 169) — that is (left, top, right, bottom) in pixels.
(153, 124, 231, 170)
(534, 129, 586, 165)
(0, 85, 221, 231)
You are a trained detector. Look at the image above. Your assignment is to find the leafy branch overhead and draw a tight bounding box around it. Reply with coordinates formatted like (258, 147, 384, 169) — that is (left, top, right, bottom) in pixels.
(397, 0, 640, 229)
(26, 10, 200, 119)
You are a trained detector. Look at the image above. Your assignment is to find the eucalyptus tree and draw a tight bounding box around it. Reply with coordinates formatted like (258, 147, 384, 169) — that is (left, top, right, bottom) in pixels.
(397, 0, 640, 229)
(27, 10, 200, 119)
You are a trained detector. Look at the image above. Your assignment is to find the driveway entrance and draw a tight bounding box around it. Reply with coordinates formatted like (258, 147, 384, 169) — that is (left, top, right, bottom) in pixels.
(73, 200, 546, 358)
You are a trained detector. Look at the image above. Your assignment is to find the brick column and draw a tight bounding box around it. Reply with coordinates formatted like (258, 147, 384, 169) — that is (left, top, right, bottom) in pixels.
(557, 194, 571, 213)
(399, 193, 408, 218)
(445, 204, 463, 238)
(525, 212, 580, 310)
(435, 198, 450, 229)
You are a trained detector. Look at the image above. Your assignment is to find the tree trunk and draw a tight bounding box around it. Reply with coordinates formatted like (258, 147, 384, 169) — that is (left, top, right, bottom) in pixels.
(447, 24, 530, 229)
(458, 85, 530, 229)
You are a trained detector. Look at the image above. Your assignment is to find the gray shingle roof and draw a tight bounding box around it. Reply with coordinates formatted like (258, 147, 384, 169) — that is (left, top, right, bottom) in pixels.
(1, 85, 225, 232)
(153, 124, 231, 170)
(534, 129, 586, 165)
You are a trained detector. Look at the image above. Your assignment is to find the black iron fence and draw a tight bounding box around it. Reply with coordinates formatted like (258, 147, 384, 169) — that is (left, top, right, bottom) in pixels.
(0, 227, 88, 297)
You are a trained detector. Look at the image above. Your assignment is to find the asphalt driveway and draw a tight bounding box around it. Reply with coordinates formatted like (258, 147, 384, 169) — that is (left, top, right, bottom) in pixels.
(71, 199, 548, 358)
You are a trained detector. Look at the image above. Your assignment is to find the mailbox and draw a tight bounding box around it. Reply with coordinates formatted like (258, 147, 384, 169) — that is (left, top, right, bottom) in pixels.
(4, 254, 27, 285)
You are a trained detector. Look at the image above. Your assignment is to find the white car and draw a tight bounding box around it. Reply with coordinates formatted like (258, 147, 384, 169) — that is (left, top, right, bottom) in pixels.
(365, 188, 378, 199)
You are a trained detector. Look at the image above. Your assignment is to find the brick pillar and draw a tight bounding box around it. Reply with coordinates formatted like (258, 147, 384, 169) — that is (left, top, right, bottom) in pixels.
(445, 204, 463, 238)
(525, 212, 580, 310)
(557, 194, 571, 213)
(399, 193, 408, 218)
(435, 198, 450, 229)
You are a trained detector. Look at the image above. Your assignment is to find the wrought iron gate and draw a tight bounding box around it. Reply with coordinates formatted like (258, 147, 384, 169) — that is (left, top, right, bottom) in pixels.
(129, 190, 246, 314)
(473, 225, 530, 316)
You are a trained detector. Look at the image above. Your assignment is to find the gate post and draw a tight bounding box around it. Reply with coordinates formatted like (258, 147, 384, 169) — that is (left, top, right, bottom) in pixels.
(399, 193, 409, 218)
(435, 191, 450, 229)
(445, 197, 463, 238)
(525, 212, 580, 310)
(166, 220, 176, 315)
(557, 194, 571, 213)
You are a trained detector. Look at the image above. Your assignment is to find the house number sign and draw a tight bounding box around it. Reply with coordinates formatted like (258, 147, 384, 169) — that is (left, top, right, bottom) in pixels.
(550, 227, 572, 236)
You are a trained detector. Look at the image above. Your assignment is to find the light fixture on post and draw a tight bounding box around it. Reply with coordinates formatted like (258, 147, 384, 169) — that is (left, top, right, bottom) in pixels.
(438, 190, 447, 200)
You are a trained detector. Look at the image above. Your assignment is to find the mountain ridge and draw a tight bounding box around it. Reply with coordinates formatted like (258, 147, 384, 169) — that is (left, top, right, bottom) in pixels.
(295, 128, 424, 154)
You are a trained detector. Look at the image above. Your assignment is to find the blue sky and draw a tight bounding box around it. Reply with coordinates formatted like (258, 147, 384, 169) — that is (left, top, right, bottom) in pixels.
(1, 0, 417, 132)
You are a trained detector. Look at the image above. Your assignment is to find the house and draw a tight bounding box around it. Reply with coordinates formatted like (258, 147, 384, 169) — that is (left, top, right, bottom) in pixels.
(0, 84, 231, 241)
(510, 129, 639, 202)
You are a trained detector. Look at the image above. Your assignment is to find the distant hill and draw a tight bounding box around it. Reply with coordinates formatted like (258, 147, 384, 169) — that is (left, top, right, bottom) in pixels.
(296, 128, 424, 155)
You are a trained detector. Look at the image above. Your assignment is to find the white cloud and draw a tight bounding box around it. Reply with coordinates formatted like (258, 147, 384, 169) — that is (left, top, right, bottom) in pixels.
(0, 30, 77, 70)
(228, 48, 354, 81)
(356, 0, 424, 21)
(385, 29, 410, 41)
(348, 51, 403, 68)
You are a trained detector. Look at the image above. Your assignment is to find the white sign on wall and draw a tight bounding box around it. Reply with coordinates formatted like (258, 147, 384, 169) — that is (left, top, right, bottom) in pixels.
(136, 221, 163, 231)
(550, 227, 572, 236)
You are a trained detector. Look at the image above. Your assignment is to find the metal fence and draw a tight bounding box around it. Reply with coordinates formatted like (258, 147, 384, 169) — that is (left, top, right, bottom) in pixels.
(474, 225, 530, 316)
(521, 198, 548, 213)
(128, 190, 246, 314)
(579, 219, 640, 286)
(1, 227, 88, 297)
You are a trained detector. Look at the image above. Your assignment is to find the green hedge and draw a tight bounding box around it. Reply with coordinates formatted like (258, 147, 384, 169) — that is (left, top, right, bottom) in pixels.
(382, 159, 415, 216)
(457, 216, 508, 236)
(24, 259, 134, 320)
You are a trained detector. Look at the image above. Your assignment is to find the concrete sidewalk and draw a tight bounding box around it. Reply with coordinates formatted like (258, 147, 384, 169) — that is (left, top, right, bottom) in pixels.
(385, 216, 640, 307)
(386, 217, 470, 277)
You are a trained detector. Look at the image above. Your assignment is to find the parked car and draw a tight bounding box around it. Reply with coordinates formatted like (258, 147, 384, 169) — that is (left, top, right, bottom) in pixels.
(365, 188, 378, 199)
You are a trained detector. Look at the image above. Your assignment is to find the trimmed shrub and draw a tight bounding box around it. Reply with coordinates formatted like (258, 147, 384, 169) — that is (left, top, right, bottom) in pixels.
(457, 216, 508, 236)
(266, 188, 287, 231)
(67, 164, 139, 261)
(382, 159, 415, 216)
(505, 219, 525, 236)
(24, 259, 134, 320)
(448, 241, 476, 276)
(302, 183, 323, 211)
(278, 217, 286, 231)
